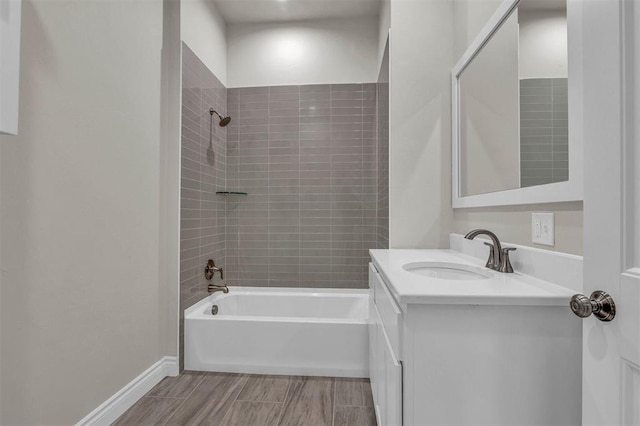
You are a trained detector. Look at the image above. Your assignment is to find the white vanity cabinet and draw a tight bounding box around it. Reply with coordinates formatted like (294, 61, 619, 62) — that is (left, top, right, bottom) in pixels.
(368, 253, 582, 426)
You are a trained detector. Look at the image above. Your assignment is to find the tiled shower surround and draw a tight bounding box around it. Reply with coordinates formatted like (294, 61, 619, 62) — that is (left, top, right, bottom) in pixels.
(520, 78, 569, 187)
(225, 84, 379, 289)
(179, 42, 389, 367)
(180, 44, 227, 368)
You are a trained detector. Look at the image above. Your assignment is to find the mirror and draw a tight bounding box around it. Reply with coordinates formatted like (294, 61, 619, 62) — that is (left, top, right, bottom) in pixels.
(452, 0, 581, 208)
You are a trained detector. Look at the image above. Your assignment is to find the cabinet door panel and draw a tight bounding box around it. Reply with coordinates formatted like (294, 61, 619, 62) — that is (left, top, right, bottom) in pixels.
(381, 322, 402, 426)
(376, 308, 386, 424)
(369, 295, 378, 404)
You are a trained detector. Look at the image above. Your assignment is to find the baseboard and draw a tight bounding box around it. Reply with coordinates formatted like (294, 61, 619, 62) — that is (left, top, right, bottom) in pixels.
(187, 363, 368, 378)
(76, 356, 178, 426)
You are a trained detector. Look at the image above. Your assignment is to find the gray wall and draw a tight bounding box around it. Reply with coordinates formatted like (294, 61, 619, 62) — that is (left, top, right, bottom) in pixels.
(225, 84, 378, 289)
(180, 44, 227, 369)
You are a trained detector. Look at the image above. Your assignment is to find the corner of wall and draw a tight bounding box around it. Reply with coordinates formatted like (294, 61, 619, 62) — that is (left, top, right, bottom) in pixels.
(378, 0, 391, 71)
(388, 0, 455, 249)
(160, 0, 181, 359)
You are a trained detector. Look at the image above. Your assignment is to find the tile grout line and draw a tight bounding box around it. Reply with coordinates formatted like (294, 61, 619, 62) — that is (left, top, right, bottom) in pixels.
(234, 373, 251, 404)
(361, 85, 365, 278)
(268, 87, 271, 288)
(219, 373, 252, 425)
(332, 377, 336, 426)
(159, 373, 208, 426)
(329, 86, 333, 286)
(142, 395, 190, 401)
(275, 376, 294, 426)
(298, 87, 301, 288)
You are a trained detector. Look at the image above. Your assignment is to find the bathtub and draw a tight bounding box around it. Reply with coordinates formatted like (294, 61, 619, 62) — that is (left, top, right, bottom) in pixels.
(184, 287, 369, 377)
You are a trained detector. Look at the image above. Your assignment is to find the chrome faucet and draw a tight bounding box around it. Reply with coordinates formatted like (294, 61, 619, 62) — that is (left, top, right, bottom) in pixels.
(464, 229, 516, 273)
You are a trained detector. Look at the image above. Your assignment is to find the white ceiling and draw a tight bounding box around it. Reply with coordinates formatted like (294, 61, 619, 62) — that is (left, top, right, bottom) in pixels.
(212, 0, 381, 24)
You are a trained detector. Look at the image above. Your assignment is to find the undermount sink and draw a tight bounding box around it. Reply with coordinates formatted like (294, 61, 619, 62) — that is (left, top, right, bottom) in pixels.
(402, 262, 493, 280)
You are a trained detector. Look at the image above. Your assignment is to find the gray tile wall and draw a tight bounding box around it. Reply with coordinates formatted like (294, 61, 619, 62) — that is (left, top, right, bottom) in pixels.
(377, 42, 390, 250)
(226, 84, 378, 289)
(520, 78, 569, 187)
(180, 43, 227, 369)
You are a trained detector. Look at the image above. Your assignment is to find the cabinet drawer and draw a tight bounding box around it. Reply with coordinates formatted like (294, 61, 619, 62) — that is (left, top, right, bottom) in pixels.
(369, 263, 402, 360)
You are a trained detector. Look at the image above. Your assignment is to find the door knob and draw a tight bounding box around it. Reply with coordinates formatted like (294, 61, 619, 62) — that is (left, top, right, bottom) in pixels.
(570, 291, 616, 322)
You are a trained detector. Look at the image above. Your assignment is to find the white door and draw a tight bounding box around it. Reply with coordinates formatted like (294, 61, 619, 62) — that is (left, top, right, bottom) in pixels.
(582, 0, 640, 424)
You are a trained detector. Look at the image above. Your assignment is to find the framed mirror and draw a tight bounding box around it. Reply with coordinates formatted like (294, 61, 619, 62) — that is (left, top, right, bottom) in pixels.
(452, 0, 582, 208)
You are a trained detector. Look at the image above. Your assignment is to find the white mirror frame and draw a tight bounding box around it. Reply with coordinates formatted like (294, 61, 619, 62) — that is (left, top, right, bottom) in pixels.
(452, 0, 583, 208)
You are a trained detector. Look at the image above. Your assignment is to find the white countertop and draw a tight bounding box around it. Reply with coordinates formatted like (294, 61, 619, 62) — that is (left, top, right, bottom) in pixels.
(369, 249, 576, 306)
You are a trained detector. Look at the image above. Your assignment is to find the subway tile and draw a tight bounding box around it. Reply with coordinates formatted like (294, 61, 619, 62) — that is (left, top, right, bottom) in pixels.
(200, 81, 384, 291)
(269, 107, 301, 117)
(521, 127, 553, 137)
(520, 78, 552, 88)
(301, 84, 331, 93)
(300, 91, 331, 101)
(521, 119, 553, 128)
(270, 85, 300, 94)
(269, 92, 299, 102)
(300, 107, 331, 116)
(521, 103, 553, 112)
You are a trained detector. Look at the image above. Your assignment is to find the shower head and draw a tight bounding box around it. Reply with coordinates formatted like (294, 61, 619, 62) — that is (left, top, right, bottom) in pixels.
(219, 116, 232, 127)
(209, 109, 232, 127)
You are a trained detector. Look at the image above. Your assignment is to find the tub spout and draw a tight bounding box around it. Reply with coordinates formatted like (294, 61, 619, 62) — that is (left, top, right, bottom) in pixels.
(208, 284, 229, 294)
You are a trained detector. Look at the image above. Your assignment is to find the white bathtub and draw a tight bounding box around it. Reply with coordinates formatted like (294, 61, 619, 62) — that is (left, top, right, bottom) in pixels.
(184, 287, 369, 377)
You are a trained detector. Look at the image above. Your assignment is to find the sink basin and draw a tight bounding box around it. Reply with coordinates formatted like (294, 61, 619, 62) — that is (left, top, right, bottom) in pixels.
(402, 262, 492, 280)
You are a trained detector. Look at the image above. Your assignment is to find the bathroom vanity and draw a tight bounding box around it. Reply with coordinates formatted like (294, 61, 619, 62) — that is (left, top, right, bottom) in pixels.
(368, 248, 581, 426)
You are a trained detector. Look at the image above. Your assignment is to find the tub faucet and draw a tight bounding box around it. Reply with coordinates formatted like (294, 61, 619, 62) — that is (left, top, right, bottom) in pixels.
(464, 229, 516, 273)
(205, 259, 223, 280)
(208, 284, 229, 294)
(205, 259, 227, 293)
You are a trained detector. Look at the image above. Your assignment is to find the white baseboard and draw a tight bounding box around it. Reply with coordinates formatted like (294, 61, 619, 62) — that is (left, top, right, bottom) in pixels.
(187, 363, 368, 378)
(76, 356, 178, 426)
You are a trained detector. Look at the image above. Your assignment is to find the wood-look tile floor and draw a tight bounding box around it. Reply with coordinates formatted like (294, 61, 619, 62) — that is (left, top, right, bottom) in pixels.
(113, 372, 376, 426)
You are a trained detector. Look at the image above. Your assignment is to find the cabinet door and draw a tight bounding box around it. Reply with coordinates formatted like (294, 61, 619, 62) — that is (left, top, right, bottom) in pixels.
(372, 302, 402, 426)
(374, 303, 386, 425)
(380, 321, 402, 426)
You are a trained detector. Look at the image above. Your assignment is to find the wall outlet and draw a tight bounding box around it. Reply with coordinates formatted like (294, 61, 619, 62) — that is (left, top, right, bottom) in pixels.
(532, 213, 555, 246)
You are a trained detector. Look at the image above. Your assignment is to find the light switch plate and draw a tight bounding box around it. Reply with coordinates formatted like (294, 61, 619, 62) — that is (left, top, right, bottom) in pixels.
(532, 213, 555, 246)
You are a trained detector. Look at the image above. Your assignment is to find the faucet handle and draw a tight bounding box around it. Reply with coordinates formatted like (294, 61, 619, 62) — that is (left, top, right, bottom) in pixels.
(499, 247, 517, 273)
(205, 259, 223, 281)
(483, 242, 495, 269)
(205, 259, 215, 280)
